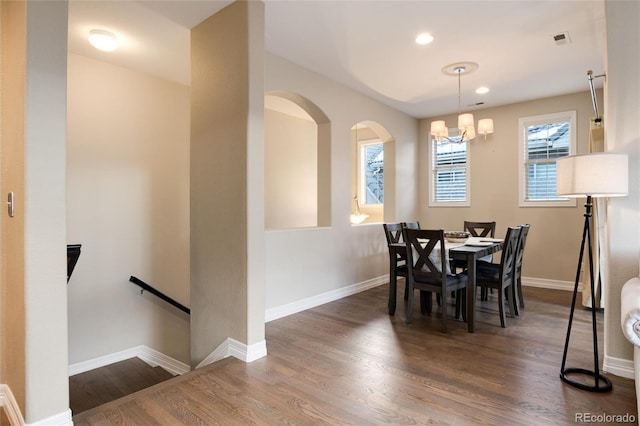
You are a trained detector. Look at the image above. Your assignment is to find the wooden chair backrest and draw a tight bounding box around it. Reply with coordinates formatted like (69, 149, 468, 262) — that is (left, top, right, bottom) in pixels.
(402, 221, 421, 230)
(514, 224, 530, 276)
(464, 221, 496, 238)
(383, 223, 403, 246)
(403, 228, 446, 282)
(499, 226, 521, 283)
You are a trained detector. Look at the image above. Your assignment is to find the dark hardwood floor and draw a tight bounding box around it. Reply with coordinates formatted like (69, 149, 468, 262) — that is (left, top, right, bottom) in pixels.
(72, 285, 637, 425)
(70, 357, 175, 414)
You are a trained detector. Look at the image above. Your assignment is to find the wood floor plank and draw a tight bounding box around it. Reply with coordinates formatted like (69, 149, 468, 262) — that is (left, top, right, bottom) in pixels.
(73, 286, 637, 425)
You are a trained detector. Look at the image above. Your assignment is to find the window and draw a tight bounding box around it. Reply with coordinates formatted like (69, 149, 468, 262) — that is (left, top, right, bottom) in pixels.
(518, 111, 576, 207)
(359, 141, 384, 205)
(429, 132, 470, 206)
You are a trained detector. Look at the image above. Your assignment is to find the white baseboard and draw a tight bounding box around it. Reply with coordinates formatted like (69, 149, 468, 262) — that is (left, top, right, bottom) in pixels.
(64, 275, 584, 379)
(0, 385, 72, 426)
(230, 339, 267, 363)
(28, 409, 72, 426)
(603, 355, 635, 379)
(0, 384, 24, 426)
(69, 345, 190, 377)
(264, 275, 572, 324)
(136, 346, 191, 376)
(522, 276, 582, 292)
(265, 275, 388, 322)
(196, 338, 267, 369)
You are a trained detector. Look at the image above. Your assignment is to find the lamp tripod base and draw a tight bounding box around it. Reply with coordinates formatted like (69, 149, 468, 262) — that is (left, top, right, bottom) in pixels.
(560, 367, 612, 393)
(559, 196, 613, 394)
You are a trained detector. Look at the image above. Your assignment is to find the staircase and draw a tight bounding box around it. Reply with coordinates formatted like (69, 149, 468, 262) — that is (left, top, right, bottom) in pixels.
(69, 357, 175, 415)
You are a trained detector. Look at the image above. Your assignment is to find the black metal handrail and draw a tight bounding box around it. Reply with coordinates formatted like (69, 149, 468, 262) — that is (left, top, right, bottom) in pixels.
(67, 244, 82, 283)
(129, 275, 190, 315)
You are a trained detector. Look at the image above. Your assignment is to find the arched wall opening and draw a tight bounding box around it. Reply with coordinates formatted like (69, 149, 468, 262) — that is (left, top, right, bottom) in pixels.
(264, 91, 331, 230)
(350, 121, 396, 224)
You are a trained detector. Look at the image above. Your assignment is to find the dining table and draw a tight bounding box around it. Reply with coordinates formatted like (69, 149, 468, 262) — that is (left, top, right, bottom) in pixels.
(449, 238, 504, 332)
(389, 236, 504, 332)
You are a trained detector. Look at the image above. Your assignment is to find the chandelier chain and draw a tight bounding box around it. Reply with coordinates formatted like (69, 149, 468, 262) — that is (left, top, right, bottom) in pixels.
(457, 70, 462, 115)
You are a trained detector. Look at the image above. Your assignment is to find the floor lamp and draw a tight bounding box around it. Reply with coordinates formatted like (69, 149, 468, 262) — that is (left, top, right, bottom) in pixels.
(557, 152, 628, 392)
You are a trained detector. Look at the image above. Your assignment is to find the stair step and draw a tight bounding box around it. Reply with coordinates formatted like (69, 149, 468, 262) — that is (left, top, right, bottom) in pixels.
(69, 357, 175, 415)
(150, 365, 175, 381)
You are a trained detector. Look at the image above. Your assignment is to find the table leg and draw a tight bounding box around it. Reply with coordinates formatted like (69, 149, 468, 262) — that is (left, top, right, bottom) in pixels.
(388, 259, 397, 315)
(466, 253, 476, 332)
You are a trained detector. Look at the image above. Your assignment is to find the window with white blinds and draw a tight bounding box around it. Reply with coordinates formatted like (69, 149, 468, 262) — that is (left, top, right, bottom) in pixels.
(518, 111, 577, 207)
(429, 135, 470, 207)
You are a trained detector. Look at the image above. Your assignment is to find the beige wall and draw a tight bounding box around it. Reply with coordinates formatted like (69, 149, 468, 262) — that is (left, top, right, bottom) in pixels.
(23, 1, 69, 422)
(67, 53, 191, 364)
(603, 0, 640, 370)
(190, 0, 265, 367)
(265, 108, 317, 229)
(2, 0, 635, 420)
(264, 54, 419, 311)
(0, 0, 26, 413)
(1, 2, 71, 421)
(419, 90, 599, 285)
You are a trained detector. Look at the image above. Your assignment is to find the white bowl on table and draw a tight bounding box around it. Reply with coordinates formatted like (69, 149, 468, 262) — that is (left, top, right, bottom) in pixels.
(444, 231, 470, 244)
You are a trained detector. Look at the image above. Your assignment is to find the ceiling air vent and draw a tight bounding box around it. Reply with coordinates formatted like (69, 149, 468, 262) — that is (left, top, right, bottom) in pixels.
(552, 32, 571, 46)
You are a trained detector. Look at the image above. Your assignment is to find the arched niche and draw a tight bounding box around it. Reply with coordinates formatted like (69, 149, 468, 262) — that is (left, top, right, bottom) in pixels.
(264, 91, 331, 229)
(350, 121, 396, 224)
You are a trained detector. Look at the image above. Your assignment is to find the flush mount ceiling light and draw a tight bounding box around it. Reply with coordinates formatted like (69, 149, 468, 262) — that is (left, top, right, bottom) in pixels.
(476, 86, 490, 94)
(88, 29, 119, 52)
(415, 33, 434, 45)
(430, 62, 494, 142)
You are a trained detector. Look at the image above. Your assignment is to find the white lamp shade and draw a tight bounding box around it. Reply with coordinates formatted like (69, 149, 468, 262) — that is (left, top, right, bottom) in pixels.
(458, 113, 475, 140)
(556, 153, 628, 198)
(458, 113, 474, 129)
(430, 120, 448, 138)
(478, 118, 494, 135)
(462, 126, 475, 140)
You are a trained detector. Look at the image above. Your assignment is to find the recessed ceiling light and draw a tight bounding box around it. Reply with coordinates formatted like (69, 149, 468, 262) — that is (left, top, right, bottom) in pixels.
(415, 33, 434, 45)
(476, 86, 490, 94)
(88, 29, 119, 52)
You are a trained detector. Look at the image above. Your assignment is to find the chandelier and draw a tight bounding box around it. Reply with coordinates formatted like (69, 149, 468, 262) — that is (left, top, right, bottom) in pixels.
(430, 62, 493, 143)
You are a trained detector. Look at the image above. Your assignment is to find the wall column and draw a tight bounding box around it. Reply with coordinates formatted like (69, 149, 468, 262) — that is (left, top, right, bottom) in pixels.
(190, 0, 266, 368)
(603, 0, 640, 369)
(23, 1, 70, 422)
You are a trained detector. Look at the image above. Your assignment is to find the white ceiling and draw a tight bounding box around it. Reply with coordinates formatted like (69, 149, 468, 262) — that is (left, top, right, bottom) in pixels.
(68, 0, 606, 119)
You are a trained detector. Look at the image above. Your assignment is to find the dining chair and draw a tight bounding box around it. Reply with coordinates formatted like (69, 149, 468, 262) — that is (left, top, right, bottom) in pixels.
(383, 223, 433, 315)
(461, 220, 497, 300)
(475, 226, 520, 328)
(403, 228, 467, 332)
(401, 221, 450, 308)
(402, 221, 421, 230)
(464, 221, 496, 239)
(513, 224, 531, 315)
(451, 220, 497, 276)
(383, 223, 409, 315)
